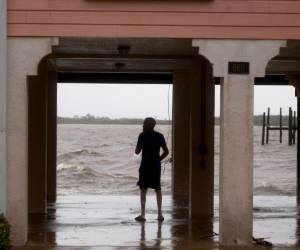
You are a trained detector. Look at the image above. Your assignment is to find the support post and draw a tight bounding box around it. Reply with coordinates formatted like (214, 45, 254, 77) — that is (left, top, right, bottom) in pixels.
(28, 75, 47, 214)
(0, 0, 7, 215)
(280, 108, 283, 143)
(193, 39, 286, 246)
(266, 107, 270, 144)
(7, 38, 56, 245)
(189, 58, 214, 218)
(188, 57, 214, 239)
(172, 70, 190, 206)
(219, 75, 254, 245)
(47, 71, 57, 203)
(262, 112, 265, 145)
(289, 107, 293, 146)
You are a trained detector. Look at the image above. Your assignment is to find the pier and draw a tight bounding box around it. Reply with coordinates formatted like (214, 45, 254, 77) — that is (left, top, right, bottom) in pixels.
(261, 107, 297, 146)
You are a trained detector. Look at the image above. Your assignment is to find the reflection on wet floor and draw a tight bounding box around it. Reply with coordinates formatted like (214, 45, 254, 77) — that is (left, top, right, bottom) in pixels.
(12, 195, 300, 249)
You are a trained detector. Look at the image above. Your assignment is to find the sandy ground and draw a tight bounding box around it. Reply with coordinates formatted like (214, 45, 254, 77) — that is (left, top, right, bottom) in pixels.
(11, 195, 300, 250)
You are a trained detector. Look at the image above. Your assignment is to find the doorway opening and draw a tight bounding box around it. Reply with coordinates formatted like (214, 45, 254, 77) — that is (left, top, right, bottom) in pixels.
(56, 83, 173, 197)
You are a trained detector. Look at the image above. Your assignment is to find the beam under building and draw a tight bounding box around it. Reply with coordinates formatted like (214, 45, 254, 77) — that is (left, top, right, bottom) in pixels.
(57, 72, 173, 84)
(59, 72, 290, 86)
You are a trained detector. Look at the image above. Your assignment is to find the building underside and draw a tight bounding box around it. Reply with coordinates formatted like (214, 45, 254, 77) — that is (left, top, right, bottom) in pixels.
(2, 37, 300, 247)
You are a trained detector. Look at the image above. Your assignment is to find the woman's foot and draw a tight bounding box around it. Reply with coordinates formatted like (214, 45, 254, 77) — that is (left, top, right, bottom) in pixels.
(157, 214, 164, 221)
(135, 215, 146, 222)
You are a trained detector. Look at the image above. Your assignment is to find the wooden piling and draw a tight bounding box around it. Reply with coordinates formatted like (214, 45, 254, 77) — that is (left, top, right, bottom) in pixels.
(262, 107, 296, 146)
(266, 107, 270, 144)
(289, 107, 293, 146)
(262, 112, 266, 145)
(280, 108, 282, 143)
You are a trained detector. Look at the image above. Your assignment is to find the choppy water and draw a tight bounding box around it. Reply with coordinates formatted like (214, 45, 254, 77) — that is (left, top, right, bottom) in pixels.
(57, 124, 297, 196)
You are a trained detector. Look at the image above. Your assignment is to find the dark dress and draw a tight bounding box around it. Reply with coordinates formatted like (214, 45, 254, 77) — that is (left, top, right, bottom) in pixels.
(136, 130, 166, 190)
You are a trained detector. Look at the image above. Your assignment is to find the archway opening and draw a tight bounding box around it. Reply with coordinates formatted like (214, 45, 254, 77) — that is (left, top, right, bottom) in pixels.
(253, 85, 298, 244)
(26, 38, 216, 248)
(54, 82, 173, 246)
(56, 83, 173, 197)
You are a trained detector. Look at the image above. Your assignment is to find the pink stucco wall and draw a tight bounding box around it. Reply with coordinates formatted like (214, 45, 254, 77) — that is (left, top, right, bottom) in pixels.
(7, 0, 300, 39)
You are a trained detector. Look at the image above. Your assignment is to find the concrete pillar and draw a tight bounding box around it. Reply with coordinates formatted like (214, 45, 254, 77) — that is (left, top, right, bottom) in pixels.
(172, 70, 190, 206)
(192, 39, 286, 246)
(189, 58, 214, 218)
(0, 0, 7, 215)
(47, 71, 57, 203)
(7, 38, 56, 246)
(220, 74, 254, 245)
(28, 75, 47, 214)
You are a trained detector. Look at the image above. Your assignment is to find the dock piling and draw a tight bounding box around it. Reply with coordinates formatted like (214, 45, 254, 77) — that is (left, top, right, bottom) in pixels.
(261, 112, 266, 145)
(280, 108, 283, 143)
(289, 107, 293, 146)
(266, 107, 270, 144)
(261, 107, 297, 146)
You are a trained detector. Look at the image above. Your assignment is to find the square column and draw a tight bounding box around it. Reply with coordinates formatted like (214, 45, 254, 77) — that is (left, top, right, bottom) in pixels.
(192, 39, 286, 246)
(28, 75, 47, 214)
(0, 0, 7, 214)
(189, 58, 214, 217)
(47, 70, 58, 203)
(7, 38, 56, 246)
(219, 75, 254, 244)
(172, 70, 190, 205)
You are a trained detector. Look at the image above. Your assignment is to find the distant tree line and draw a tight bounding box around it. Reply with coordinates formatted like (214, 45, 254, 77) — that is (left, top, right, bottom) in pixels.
(58, 114, 295, 126)
(57, 114, 170, 125)
(216, 115, 293, 126)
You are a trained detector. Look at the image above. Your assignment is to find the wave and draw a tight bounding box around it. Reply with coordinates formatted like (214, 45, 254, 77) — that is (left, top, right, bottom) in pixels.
(57, 163, 172, 195)
(58, 164, 137, 179)
(58, 149, 105, 162)
(58, 164, 101, 178)
(254, 183, 294, 196)
(57, 164, 294, 196)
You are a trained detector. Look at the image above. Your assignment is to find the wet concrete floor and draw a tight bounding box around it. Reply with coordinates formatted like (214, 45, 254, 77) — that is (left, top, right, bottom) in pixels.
(12, 195, 300, 249)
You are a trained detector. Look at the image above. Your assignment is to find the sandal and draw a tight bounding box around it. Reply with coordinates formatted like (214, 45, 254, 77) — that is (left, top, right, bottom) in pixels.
(135, 215, 146, 222)
(157, 214, 164, 221)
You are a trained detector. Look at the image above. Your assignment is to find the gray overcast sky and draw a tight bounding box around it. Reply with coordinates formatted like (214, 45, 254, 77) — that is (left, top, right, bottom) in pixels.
(57, 84, 297, 118)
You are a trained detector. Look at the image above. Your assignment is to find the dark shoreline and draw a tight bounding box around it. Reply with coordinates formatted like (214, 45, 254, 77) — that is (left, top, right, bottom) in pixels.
(58, 115, 292, 126)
